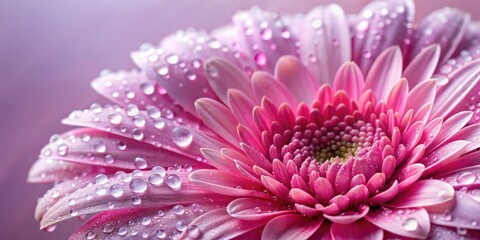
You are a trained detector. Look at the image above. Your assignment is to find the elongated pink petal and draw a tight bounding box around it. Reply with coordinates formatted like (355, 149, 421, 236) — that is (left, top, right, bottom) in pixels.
(181, 207, 269, 239)
(405, 80, 436, 114)
(410, 8, 470, 64)
(28, 159, 101, 183)
(205, 57, 255, 105)
(365, 207, 430, 239)
(261, 175, 290, 201)
(428, 225, 480, 240)
(330, 219, 383, 240)
(275, 56, 319, 104)
(200, 148, 239, 177)
(251, 71, 298, 107)
(232, 7, 299, 73)
(324, 205, 369, 224)
(333, 62, 365, 100)
(352, 0, 413, 74)
(397, 164, 425, 191)
(227, 89, 256, 129)
(300, 4, 351, 85)
(386, 78, 409, 114)
(289, 188, 318, 206)
(388, 180, 454, 209)
(422, 140, 470, 175)
(434, 165, 480, 189)
(189, 169, 269, 199)
(402, 45, 441, 87)
(261, 214, 323, 240)
(69, 202, 221, 240)
(430, 193, 480, 230)
(428, 111, 472, 151)
(227, 198, 294, 220)
(365, 46, 403, 100)
(195, 98, 240, 147)
(449, 124, 480, 152)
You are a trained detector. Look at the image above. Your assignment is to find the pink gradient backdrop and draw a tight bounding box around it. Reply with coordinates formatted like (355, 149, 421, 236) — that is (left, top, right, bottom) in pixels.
(1, 0, 478, 239)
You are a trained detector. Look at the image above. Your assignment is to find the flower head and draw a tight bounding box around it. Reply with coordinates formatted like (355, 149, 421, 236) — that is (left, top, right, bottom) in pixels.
(30, 0, 480, 239)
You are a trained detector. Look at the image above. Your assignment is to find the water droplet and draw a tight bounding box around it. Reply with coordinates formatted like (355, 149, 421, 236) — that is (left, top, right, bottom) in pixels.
(104, 154, 115, 164)
(151, 166, 166, 177)
(153, 119, 165, 130)
(260, 28, 273, 40)
(208, 40, 221, 49)
(166, 174, 181, 189)
(156, 229, 166, 239)
(254, 52, 267, 66)
(95, 185, 107, 196)
(117, 227, 128, 236)
(176, 220, 187, 232)
(95, 174, 108, 185)
(141, 82, 155, 95)
(457, 172, 476, 185)
(457, 227, 467, 235)
(173, 205, 185, 215)
(108, 112, 123, 125)
(117, 141, 127, 150)
(133, 116, 146, 128)
(86, 231, 96, 239)
(93, 141, 107, 153)
(192, 59, 202, 69)
(103, 223, 115, 233)
(148, 174, 164, 186)
(310, 19, 322, 29)
(206, 65, 218, 78)
(172, 127, 193, 147)
(141, 217, 151, 226)
(402, 218, 418, 231)
(109, 184, 124, 198)
(130, 178, 147, 193)
(134, 157, 148, 169)
(158, 66, 169, 76)
(147, 106, 161, 119)
(187, 225, 201, 239)
(132, 128, 144, 140)
(357, 20, 369, 31)
(131, 196, 142, 205)
(166, 54, 179, 64)
(90, 103, 102, 114)
(126, 104, 139, 116)
(57, 144, 68, 156)
(185, 70, 197, 81)
(158, 209, 165, 217)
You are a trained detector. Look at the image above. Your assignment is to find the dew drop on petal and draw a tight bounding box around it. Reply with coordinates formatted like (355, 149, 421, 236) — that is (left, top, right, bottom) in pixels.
(104, 154, 115, 164)
(133, 116, 146, 128)
(57, 144, 68, 156)
(141, 82, 155, 95)
(156, 229, 166, 239)
(141, 217, 151, 226)
(402, 218, 418, 231)
(93, 141, 107, 153)
(254, 52, 267, 66)
(456, 172, 476, 185)
(108, 112, 123, 125)
(151, 166, 166, 177)
(148, 174, 163, 186)
(95, 174, 108, 185)
(166, 54, 179, 65)
(131, 196, 142, 205)
(126, 104, 139, 116)
(134, 157, 148, 169)
(176, 220, 187, 232)
(147, 106, 161, 119)
(103, 223, 114, 233)
(166, 174, 181, 189)
(109, 184, 124, 198)
(154, 119, 165, 130)
(172, 127, 193, 147)
(90, 103, 102, 114)
(132, 128, 144, 140)
(173, 205, 185, 215)
(117, 227, 128, 236)
(129, 178, 147, 193)
(86, 231, 96, 239)
(206, 65, 219, 78)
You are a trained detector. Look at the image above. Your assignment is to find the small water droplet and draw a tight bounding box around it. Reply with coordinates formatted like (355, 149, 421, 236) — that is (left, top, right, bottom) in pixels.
(141, 217, 151, 226)
(109, 184, 124, 198)
(187, 225, 201, 239)
(176, 220, 187, 232)
(86, 231, 96, 239)
(173, 205, 185, 215)
(260, 28, 273, 40)
(93, 141, 107, 153)
(108, 113, 123, 125)
(133, 116, 146, 128)
(156, 229, 166, 238)
(126, 104, 139, 116)
(90, 103, 102, 114)
(151, 166, 166, 177)
(148, 174, 164, 186)
(132, 128, 144, 140)
(104, 154, 115, 164)
(57, 144, 68, 156)
(206, 65, 218, 78)
(141, 82, 155, 95)
(254, 52, 267, 66)
(172, 127, 193, 147)
(103, 223, 115, 233)
(129, 178, 147, 193)
(131, 195, 142, 205)
(134, 157, 148, 169)
(166, 54, 179, 65)
(166, 174, 181, 189)
(95, 174, 108, 185)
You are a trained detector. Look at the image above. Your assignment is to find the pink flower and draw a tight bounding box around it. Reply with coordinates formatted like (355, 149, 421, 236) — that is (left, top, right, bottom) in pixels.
(29, 0, 480, 239)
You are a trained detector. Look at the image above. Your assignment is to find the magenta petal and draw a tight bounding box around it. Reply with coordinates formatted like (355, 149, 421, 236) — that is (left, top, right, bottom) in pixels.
(300, 4, 351, 86)
(422, 140, 470, 175)
(386, 78, 409, 114)
(397, 163, 425, 191)
(261, 175, 290, 201)
(181, 207, 268, 239)
(333, 62, 365, 100)
(324, 205, 369, 224)
(200, 148, 239, 177)
(365, 46, 403, 100)
(352, 0, 413, 74)
(428, 111, 472, 151)
(428, 225, 480, 240)
(369, 180, 399, 205)
(261, 214, 323, 240)
(410, 8, 470, 64)
(405, 79, 436, 114)
(402, 44, 441, 88)
(434, 165, 480, 190)
(275, 56, 319, 104)
(290, 188, 318, 206)
(227, 198, 294, 221)
(365, 207, 430, 239)
(430, 193, 480, 230)
(189, 169, 269, 199)
(69, 203, 220, 240)
(227, 89, 257, 129)
(330, 219, 383, 240)
(388, 180, 454, 209)
(251, 71, 298, 107)
(449, 124, 480, 152)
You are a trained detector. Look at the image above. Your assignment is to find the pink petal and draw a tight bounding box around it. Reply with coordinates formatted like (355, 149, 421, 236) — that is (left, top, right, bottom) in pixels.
(195, 98, 240, 147)
(430, 193, 480, 230)
(351, 0, 413, 74)
(410, 8, 470, 64)
(427, 111, 472, 152)
(324, 205, 369, 224)
(402, 44, 441, 87)
(232, 8, 299, 73)
(449, 124, 480, 152)
(365, 207, 430, 239)
(333, 62, 365, 100)
(330, 219, 383, 240)
(275, 56, 319, 104)
(40, 171, 230, 229)
(364, 46, 403, 100)
(388, 180, 454, 209)
(227, 198, 294, 221)
(241, 143, 273, 171)
(251, 71, 298, 107)
(300, 4, 351, 85)
(205, 57, 255, 105)
(289, 188, 318, 206)
(69, 202, 221, 240)
(28, 158, 101, 183)
(386, 78, 409, 114)
(428, 225, 480, 240)
(200, 148, 239, 177)
(227, 89, 256, 129)
(422, 140, 470, 175)
(308, 221, 332, 240)
(397, 163, 425, 191)
(314, 177, 335, 203)
(181, 207, 268, 239)
(237, 124, 264, 154)
(189, 169, 269, 199)
(261, 214, 323, 240)
(405, 79, 436, 114)
(369, 180, 399, 205)
(433, 165, 480, 190)
(261, 175, 290, 201)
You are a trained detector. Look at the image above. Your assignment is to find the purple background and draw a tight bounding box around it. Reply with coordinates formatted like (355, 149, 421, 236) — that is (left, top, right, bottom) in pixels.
(1, 1, 479, 239)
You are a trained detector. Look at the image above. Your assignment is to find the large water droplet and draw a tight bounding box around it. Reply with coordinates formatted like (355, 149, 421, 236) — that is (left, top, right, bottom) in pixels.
(86, 231, 96, 239)
(129, 178, 147, 193)
(134, 157, 148, 169)
(148, 174, 164, 186)
(154, 119, 165, 130)
(104, 154, 115, 164)
(102, 223, 115, 233)
(141, 217, 151, 226)
(131, 195, 142, 205)
(176, 220, 187, 232)
(133, 116, 146, 128)
(187, 225, 201, 239)
(95, 174, 109, 185)
(109, 184, 124, 198)
(172, 127, 193, 147)
(457, 172, 476, 185)
(90, 103, 102, 114)
(126, 104, 139, 116)
(93, 141, 107, 153)
(147, 106, 161, 119)
(166, 174, 181, 189)
(156, 229, 166, 239)
(131, 128, 144, 140)
(173, 205, 185, 215)
(402, 218, 418, 231)
(151, 166, 166, 177)
(108, 112, 123, 125)
(141, 82, 155, 95)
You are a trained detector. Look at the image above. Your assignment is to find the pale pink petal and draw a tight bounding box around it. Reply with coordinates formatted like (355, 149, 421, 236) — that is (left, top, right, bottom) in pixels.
(402, 44, 441, 87)
(237, 124, 264, 154)
(428, 225, 480, 240)
(300, 4, 351, 85)
(205, 57, 255, 105)
(195, 98, 240, 147)
(422, 140, 470, 175)
(433, 165, 480, 189)
(232, 8, 299, 73)
(227, 198, 294, 220)
(351, 0, 414, 74)
(251, 71, 298, 107)
(40, 171, 230, 229)
(365, 207, 430, 239)
(333, 62, 365, 100)
(241, 143, 273, 171)
(28, 158, 101, 183)
(368, 181, 399, 205)
(181, 207, 269, 239)
(436, 151, 480, 175)
(427, 111, 472, 152)
(261, 214, 323, 240)
(431, 59, 480, 119)
(275, 56, 319, 104)
(430, 193, 480, 230)
(324, 205, 369, 224)
(365, 46, 403, 100)
(402, 121, 424, 152)
(387, 180, 454, 209)
(330, 219, 383, 240)
(227, 89, 257, 129)
(449, 124, 480, 152)
(410, 8, 470, 64)
(189, 169, 269, 199)
(397, 163, 425, 191)
(386, 78, 409, 114)
(200, 148, 239, 177)
(69, 202, 221, 240)
(405, 79, 436, 114)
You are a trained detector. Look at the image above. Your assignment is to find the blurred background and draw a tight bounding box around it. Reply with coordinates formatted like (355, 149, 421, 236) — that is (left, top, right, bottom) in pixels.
(1, 0, 479, 239)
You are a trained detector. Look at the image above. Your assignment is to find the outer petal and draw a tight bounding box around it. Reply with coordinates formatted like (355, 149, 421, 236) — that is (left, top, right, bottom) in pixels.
(261, 214, 323, 240)
(227, 198, 294, 221)
(434, 165, 480, 190)
(275, 56, 319, 104)
(300, 4, 351, 85)
(387, 180, 454, 209)
(330, 219, 383, 240)
(351, 0, 414, 74)
(251, 71, 297, 107)
(430, 193, 480, 230)
(28, 158, 101, 183)
(402, 44, 441, 87)
(365, 207, 430, 239)
(364, 46, 403, 100)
